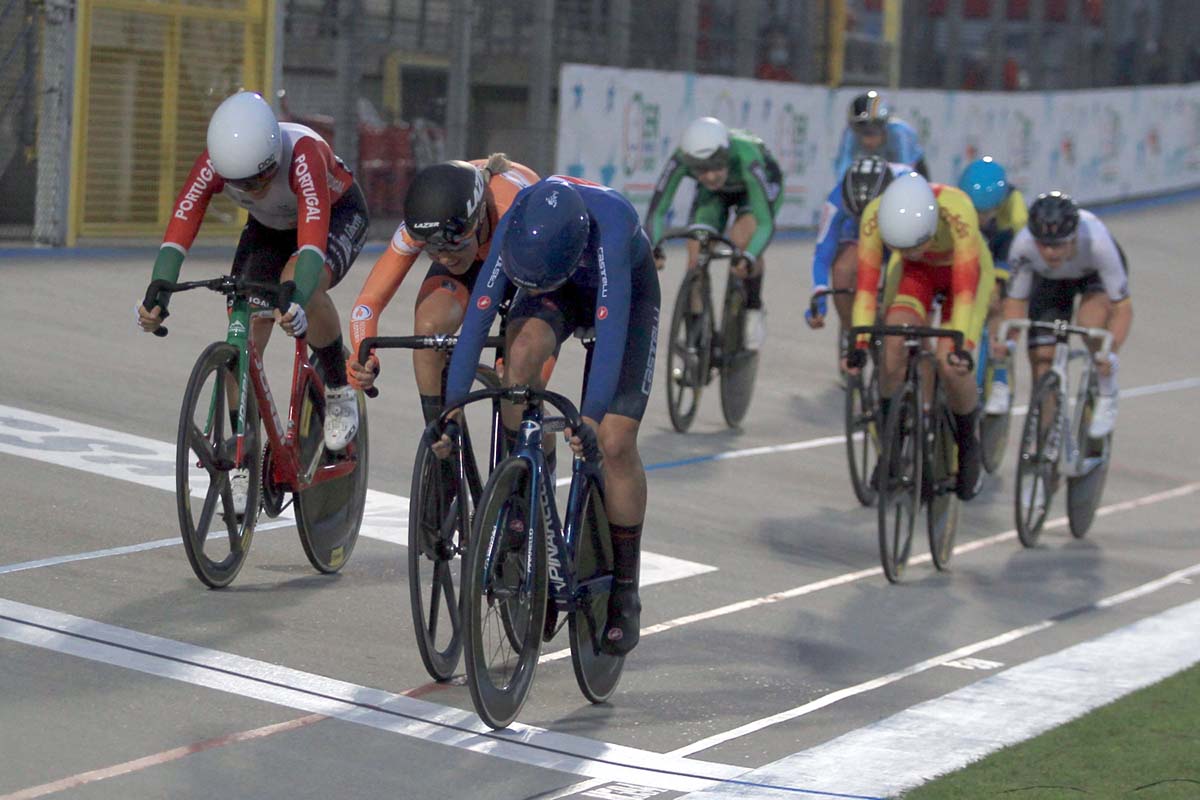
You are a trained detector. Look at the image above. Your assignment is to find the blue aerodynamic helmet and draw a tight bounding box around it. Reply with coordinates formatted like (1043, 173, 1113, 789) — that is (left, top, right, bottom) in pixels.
(501, 179, 591, 292)
(958, 157, 1008, 213)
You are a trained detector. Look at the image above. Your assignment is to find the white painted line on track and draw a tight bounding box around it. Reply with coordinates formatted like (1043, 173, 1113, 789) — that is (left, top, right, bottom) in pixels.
(0, 599, 745, 793)
(670, 558, 1200, 760)
(0, 404, 715, 587)
(678, 594, 1200, 799)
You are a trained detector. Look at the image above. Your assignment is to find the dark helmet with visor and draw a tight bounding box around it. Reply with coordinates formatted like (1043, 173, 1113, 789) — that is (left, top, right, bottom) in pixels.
(841, 155, 894, 218)
(403, 161, 487, 249)
(1028, 191, 1080, 243)
(501, 179, 591, 292)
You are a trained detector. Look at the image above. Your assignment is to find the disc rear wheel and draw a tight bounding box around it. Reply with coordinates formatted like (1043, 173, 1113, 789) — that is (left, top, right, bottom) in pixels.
(719, 280, 759, 428)
(569, 483, 624, 704)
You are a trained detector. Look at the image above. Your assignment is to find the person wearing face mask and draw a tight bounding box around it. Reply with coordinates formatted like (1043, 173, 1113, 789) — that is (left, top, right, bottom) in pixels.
(995, 192, 1132, 439)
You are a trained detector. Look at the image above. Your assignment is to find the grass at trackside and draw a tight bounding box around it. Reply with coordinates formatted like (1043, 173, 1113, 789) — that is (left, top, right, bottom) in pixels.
(900, 663, 1200, 799)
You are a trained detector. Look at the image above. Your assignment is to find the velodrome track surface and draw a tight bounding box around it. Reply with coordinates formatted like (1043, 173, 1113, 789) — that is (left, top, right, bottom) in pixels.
(1, 198, 1198, 799)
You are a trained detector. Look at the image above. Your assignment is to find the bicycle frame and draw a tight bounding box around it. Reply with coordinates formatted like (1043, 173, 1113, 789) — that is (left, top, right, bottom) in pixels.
(1000, 319, 1113, 479)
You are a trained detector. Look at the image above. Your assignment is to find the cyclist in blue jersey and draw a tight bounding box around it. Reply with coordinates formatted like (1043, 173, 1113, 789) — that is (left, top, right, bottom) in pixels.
(833, 91, 927, 179)
(440, 176, 661, 656)
(806, 155, 907, 373)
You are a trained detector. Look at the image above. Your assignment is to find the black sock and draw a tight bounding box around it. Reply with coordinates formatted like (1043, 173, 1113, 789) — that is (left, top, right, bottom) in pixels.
(954, 408, 979, 447)
(419, 394, 444, 425)
(745, 273, 764, 309)
(610, 522, 642, 587)
(879, 396, 892, 423)
(311, 336, 348, 388)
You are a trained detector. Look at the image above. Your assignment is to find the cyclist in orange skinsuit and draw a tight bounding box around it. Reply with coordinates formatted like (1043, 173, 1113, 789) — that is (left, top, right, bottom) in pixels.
(346, 154, 539, 424)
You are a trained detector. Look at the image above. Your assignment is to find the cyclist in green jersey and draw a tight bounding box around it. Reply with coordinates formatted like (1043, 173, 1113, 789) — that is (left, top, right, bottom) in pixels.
(645, 117, 784, 350)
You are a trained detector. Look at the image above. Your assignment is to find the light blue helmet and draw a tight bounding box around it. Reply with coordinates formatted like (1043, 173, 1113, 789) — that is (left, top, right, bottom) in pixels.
(958, 157, 1008, 213)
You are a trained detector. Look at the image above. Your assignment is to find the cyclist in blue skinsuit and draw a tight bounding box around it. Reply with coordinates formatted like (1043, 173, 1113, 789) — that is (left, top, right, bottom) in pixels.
(806, 155, 909, 372)
(443, 176, 661, 656)
(833, 90, 927, 179)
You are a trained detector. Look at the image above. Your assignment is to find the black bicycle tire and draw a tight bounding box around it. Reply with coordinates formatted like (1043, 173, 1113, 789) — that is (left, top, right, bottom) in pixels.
(293, 376, 368, 574)
(408, 438, 465, 681)
(980, 359, 1014, 475)
(176, 341, 260, 589)
(666, 270, 710, 433)
(926, 388, 960, 572)
(845, 365, 879, 506)
(1015, 371, 1061, 548)
(569, 482, 624, 703)
(463, 456, 547, 729)
(719, 279, 759, 428)
(877, 381, 920, 583)
(1067, 375, 1112, 538)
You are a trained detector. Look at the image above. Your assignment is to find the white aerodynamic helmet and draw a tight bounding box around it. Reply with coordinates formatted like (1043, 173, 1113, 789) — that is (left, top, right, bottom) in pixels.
(206, 91, 282, 181)
(877, 172, 939, 249)
(679, 116, 730, 171)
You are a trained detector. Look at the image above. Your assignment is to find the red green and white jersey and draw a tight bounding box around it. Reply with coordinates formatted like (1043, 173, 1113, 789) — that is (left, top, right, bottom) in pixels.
(162, 123, 354, 259)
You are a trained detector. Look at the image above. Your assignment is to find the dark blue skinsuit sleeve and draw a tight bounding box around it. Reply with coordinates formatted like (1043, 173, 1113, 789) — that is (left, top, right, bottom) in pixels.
(580, 192, 640, 423)
(444, 210, 515, 408)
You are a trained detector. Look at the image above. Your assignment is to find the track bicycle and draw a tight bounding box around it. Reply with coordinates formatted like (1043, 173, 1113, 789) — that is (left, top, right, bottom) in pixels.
(999, 319, 1115, 546)
(811, 287, 879, 506)
(356, 334, 505, 682)
(437, 381, 619, 729)
(143, 277, 369, 588)
(661, 227, 760, 431)
(976, 320, 1016, 474)
(851, 324, 970, 583)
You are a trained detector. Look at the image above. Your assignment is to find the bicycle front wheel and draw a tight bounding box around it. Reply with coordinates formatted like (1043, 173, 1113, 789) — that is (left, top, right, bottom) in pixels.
(1067, 374, 1112, 538)
(719, 280, 759, 428)
(408, 436, 466, 681)
(569, 482, 624, 704)
(1015, 371, 1061, 548)
(463, 457, 547, 729)
(293, 376, 368, 574)
(666, 270, 713, 433)
(926, 391, 961, 572)
(176, 341, 261, 588)
(845, 362, 879, 506)
(877, 382, 921, 583)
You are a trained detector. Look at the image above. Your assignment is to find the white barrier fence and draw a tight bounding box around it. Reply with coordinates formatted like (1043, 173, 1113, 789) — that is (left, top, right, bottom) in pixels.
(556, 63, 1200, 230)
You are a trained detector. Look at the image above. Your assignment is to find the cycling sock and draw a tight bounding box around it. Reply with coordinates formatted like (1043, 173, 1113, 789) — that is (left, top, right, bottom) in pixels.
(610, 522, 643, 586)
(419, 394, 444, 425)
(745, 273, 764, 309)
(1098, 352, 1119, 395)
(879, 396, 892, 424)
(311, 336, 348, 388)
(954, 408, 980, 449)
(992, 363, 1008, 385)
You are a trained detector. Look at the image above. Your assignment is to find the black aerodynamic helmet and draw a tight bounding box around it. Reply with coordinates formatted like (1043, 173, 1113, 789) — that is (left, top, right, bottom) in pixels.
(403, 160, 487, 248)
(1027, 190, 1080, 243)
(841, 155, 894, 217)
(848, 90, 890, 130)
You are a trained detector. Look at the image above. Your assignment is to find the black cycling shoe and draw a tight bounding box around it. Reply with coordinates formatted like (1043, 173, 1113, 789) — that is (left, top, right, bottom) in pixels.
(601, 584, 641, 656)
(955, 434, 984, 501)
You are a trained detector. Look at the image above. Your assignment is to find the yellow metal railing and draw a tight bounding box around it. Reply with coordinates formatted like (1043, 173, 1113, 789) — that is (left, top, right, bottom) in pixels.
(69, 0, 274, 243)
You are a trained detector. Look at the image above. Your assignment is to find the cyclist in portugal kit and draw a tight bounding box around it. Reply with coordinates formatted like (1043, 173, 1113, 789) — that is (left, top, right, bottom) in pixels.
(136, 91, 367, 450)
(645, 116, 783, 350)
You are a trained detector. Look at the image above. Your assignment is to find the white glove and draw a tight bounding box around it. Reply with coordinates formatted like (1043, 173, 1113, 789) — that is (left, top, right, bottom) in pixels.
(278, 302, 308, 337)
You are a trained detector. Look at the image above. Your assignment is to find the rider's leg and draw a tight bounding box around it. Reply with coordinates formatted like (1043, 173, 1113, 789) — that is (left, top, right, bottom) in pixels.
(730, 212, 766, 348)
(1077, 290, 1122, 436)
(831, 242, 859, 371)
(984, 279, 1012, 413)
(412, 276, 469, 421)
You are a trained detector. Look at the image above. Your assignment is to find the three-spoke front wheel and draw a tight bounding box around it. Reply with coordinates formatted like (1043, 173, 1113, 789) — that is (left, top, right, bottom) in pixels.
(666, 270, 713, 433)
(845, 363, 879, 507)
(877, 383, 921, 583)
(1015, 372, 1062, 548)
(176, 342, 261, 588)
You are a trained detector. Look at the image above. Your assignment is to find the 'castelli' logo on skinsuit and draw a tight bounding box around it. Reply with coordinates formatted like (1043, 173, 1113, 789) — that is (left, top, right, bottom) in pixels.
(293, 154, 322, 224)
(175, 161, 216, 220)
(477, 296, 492, 310)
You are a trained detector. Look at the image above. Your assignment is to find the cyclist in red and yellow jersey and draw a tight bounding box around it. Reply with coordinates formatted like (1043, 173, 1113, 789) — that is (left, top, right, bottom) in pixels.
(850, 173, 996, 499)
(346, 155, 539, 424)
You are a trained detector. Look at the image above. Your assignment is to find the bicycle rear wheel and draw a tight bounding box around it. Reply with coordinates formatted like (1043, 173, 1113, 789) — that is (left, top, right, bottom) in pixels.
(980, 356, 1014, 475)
(176, 341, 261, 588)
(408, 437, 466, 681)
(719, 280, 759, 428)
(293, 371, 368, 574)
(926, 390, 960, 572)
(666, 270, 713, 433)
(1015, 372, 1061, 548)
(845, 362, 879, 506)
(569, 482, 624, 704)
(1067, 376, 1112, 538)
(463, 457, 546, 729)
(877, 382, 921, 583)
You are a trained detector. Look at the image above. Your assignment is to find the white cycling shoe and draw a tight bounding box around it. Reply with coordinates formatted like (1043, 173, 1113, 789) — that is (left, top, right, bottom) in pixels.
(743, 308, 767, 351)
(984, 381, 1011, 415)
(229, 468, 250, 517)
(1089, 393, 1118, 439)
(323, 385, 360, 451)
